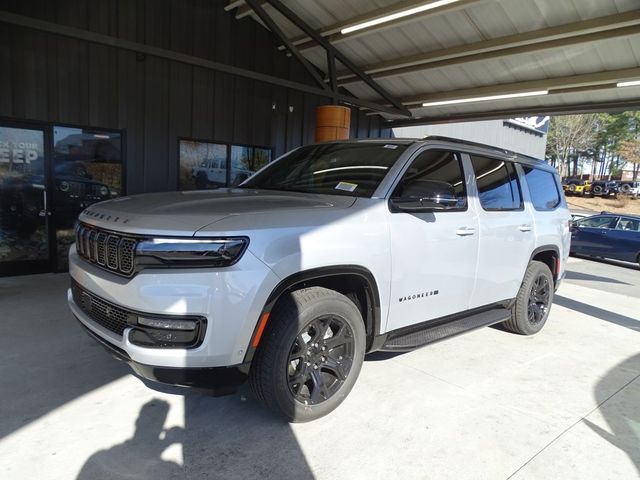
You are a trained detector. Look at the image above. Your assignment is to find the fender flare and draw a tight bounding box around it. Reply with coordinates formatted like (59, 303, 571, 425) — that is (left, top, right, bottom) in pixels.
(243, 265, 382, 363)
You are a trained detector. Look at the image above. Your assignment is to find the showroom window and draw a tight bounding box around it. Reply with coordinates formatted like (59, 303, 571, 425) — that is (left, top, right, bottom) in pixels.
(179, 139, 273, 190)
(470, 155, 523, 211)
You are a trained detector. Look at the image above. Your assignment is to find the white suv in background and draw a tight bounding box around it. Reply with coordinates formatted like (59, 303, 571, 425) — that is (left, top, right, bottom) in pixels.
(68, 137, 571, 422)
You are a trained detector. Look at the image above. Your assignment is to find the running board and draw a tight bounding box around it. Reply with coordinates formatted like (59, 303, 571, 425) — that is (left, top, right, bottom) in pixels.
(381, 307, 511, 351)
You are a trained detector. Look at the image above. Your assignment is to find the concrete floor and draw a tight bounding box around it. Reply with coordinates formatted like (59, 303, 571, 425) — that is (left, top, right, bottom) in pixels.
(1, 257, 639, 479)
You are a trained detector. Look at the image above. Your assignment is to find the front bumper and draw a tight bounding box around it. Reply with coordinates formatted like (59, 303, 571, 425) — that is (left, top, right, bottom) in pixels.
(68, 245, 280, 368)
(76, 318, 249, 394)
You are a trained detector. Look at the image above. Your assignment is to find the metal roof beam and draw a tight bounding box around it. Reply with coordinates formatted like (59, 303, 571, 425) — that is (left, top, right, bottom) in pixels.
(388, 100, 640, 127)
(402, 67, 640, 107)
(233, 0, 482, 37)
(337, 10, 640, 85)
(244, 0, 332, 95)
(228, 0, 268, 20)
(264, 0, 412, 116)
(288, 0, 486, 52)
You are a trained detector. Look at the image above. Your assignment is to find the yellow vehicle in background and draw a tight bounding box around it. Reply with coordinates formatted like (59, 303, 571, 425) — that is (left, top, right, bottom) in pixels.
(562, 179, 592, 196)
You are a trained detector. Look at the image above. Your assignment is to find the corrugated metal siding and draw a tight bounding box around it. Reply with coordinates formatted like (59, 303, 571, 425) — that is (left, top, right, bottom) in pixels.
(0, 0, 392, 194)
(394, 120, 548, 158)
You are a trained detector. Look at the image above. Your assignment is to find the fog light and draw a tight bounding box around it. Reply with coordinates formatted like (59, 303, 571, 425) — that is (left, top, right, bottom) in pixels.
(138, 316, 196, 330)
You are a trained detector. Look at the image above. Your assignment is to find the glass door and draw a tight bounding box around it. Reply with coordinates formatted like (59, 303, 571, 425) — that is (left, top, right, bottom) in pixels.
(0, 122, 51, 276)
(51, 126, 123, 270)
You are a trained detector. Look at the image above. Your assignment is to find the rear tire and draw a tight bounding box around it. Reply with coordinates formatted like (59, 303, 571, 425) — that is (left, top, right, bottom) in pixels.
(249, 287, 366, 422)
(503, 261, 554, 335)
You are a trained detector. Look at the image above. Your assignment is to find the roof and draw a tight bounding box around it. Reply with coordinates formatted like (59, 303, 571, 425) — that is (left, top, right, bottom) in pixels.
(320, 135, 552, 168)
(228, 0, 640, 124)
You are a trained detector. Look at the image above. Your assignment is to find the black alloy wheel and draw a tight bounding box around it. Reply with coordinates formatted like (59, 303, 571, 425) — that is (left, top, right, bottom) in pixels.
(503, 260, 554, 335)
(287, 315, 354, 406)
(249, 286, 366, 422)
(528, 275, 551, 325)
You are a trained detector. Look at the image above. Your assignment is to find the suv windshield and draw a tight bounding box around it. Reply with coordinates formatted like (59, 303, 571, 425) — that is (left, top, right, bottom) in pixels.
(241, 142, 409, 197)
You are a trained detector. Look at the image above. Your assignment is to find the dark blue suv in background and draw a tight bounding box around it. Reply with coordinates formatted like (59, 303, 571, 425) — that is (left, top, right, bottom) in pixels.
(571, 214, 640, 266)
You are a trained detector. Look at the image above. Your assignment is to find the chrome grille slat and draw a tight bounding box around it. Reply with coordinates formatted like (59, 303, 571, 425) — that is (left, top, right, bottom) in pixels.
(75, 223, 137, 276)
(88, 229, 97, 261)
(96, 232, 108, 266)
(106, 235, 119, 270)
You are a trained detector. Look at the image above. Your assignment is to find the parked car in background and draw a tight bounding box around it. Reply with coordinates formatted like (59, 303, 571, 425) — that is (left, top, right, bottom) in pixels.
(589, 180, 619, 197)
(192, 158, 254, 189)
(53, 161, 113, 228)
(562, 178, 591, 196)
(618, 181, 639, 198)
(618, 181, 639, 195)
(570, 213, 640, 266)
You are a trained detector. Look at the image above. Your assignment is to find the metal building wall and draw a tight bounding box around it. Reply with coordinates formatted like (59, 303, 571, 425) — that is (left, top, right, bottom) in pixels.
(0, 0, 391, 195)
(394, 120, 548, 159)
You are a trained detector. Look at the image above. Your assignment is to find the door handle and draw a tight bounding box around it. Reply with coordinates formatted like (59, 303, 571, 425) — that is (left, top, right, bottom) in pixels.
(518, 224, 533, 232)
(456, 227, 476, 236)
(39, 189, 51, 217)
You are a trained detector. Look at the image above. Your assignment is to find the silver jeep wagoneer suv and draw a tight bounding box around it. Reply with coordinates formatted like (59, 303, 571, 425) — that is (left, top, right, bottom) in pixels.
(68, 137, 571, 421)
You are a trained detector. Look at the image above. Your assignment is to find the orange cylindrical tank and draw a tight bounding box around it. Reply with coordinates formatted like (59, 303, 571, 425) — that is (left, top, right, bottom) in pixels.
(315, 105, 351, 142)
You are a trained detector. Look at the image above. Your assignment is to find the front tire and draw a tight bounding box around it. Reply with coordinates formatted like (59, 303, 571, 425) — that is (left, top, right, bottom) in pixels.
(503, 261, 554, 335)
(249, 287, 366, 422)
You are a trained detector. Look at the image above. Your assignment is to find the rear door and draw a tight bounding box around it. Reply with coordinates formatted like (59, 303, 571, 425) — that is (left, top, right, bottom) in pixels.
(386, 149, 479, 331)
(467, 154, 535, 308)
(607, 217, 640, 262)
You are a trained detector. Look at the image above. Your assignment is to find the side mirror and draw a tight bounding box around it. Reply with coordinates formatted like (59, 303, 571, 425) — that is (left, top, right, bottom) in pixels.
(569, 220, 579, 231)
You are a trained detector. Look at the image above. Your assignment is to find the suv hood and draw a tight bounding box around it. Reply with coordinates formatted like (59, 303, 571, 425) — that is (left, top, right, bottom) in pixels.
(78, 188, 357, 236)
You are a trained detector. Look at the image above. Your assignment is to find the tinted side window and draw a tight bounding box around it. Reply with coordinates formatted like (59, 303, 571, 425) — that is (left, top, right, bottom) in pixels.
(470, 155, 522, 211)
(615, 217, 640, 232)
(522, 167, 561, 210)
(578, 216, 617, 229)
(392, 150, 467, 210)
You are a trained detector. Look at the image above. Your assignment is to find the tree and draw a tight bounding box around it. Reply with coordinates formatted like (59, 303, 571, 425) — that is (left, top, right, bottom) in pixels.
(545, 114, 597, 178)
(618, 139, 640, 180)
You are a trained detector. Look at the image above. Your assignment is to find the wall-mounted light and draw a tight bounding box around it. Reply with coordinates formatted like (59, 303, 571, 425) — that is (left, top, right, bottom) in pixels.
(422, 90, 549, 107)
(341, 0, 460, 34)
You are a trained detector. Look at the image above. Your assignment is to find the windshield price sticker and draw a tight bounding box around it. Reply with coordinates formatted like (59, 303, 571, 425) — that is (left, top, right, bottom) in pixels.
(335, 182, 358, 192)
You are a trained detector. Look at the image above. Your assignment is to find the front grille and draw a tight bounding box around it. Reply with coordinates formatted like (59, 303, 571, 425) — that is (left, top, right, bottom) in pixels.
(68, 181, 85, 197)
(71, 281, 135, 336)
(76, 223, 137, 276)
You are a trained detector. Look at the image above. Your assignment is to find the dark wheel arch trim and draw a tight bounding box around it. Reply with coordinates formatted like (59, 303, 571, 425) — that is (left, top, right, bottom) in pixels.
(529, 245, 561, 282)
(243, 265, 382, 364)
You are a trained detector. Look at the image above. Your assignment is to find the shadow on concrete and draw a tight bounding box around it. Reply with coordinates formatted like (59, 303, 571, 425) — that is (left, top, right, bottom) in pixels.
(74, 391, 314, 479)
(564, 270, 631, 285)
(584, 354, 640, 476)
(77, 399, 183, 478)
(0, 273, 128, 440)
(571, 254, 640, 271)
(553, 295, 640, 333)
(2, 274, 315, 479)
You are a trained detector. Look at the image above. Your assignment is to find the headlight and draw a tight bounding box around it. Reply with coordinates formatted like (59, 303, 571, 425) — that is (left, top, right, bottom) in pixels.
(59, 181, 70, 192)
(99, 186, 110, 196)
(135, 237, 249, 268)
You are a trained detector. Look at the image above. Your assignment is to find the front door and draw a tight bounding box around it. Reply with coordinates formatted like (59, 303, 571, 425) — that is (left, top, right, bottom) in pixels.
(0, 122, 51, 276)
(386, 149, 479, 331)
(571, 215, 618, 257)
